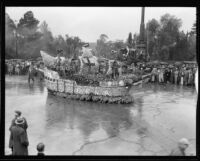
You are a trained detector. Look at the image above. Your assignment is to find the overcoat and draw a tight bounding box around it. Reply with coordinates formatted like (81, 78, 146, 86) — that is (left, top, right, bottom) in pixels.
(9, 125, 29, 155)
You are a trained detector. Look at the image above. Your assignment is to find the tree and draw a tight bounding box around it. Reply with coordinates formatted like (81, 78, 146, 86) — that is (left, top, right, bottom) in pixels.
(126, 32, 133, 48)
(17, 11, 39, 36)
(96, 34, 110, 58)
(13, 11, 42, 59)
(65, 35, 84, 58)
(191, 22, 196, 35)
(187, 32, 196, 60)
(146, 19, 160, 59)
(157, 14, 182, 60)
(39, 21, 54, 52)
(5, 13, 16, 58)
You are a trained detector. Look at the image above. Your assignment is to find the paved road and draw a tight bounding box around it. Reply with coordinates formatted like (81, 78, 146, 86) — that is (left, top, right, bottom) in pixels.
(5, 75, 197, 155)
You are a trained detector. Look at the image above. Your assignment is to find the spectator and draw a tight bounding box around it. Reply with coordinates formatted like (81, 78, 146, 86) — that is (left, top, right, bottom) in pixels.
(180, 67, 185, 85)
(184, 68, 189, 85)
(151, 67, 157, 83)
(9, 118, 29, 155)
(170, 138, 189, 156)
(174, 68, 179, 85)
(37, 143, 45, 156)
(170, 67, 174, 83)
(9, 110, 28, 132)
(28, 63, 35, 83)
(188, 68, 193, 86)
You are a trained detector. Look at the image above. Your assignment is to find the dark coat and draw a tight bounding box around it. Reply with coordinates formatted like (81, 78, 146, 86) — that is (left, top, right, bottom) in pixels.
(9, 125, 29, 155)
(28, 67, 36, 78)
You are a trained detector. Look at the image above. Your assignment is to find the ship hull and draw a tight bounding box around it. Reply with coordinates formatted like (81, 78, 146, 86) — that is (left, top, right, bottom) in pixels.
(44, 69, 133, 104)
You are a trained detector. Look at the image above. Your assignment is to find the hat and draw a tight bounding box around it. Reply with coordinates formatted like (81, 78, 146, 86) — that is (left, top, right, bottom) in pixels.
(83, 43, 89, 47)
(15, 117, 25, 125)
(37, 143, 45, 152)
(178, 138, 190, 146)
(15, 110, 21, 116)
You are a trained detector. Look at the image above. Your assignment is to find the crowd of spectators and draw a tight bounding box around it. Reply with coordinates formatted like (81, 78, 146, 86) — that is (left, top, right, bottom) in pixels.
(5, 60, 32, 75)
(131, 62, 197, 86)
(5, 59, 44, 74)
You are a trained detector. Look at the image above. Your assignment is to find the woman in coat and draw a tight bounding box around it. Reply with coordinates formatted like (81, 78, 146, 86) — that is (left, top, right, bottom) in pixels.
(188, 69, 193, 86)
(180, 68, 185, 85)
(9, 118, 29, 155)
(157, 68, 161, 83)
(170, 68, 174, 84)
(174, 68, 179, 85)
(184, 68, 189, 86)
(151, 68, 156, 82)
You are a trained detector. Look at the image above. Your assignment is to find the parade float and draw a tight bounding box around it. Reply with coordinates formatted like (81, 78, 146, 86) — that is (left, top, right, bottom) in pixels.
(40, 49, 151, 104)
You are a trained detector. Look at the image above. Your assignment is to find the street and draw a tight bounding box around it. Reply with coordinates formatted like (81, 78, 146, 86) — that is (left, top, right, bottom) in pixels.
(5, 75, 197, 155)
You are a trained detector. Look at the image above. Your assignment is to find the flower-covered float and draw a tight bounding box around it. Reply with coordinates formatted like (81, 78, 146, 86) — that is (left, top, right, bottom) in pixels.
(40, 49, 151, 104)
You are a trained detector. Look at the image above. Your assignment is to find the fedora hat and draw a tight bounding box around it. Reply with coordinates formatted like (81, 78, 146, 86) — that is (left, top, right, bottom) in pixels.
(15, 117, 25, 125)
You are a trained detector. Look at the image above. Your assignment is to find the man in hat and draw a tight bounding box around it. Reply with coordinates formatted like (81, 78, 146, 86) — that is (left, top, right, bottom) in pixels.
(9, 117, 29, 155)
(9, 110, 28, 132)
(170, 138, 190, 156)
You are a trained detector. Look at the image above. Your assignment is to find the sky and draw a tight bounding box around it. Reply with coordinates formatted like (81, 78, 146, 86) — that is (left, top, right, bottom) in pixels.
(6, 7, 196, 42)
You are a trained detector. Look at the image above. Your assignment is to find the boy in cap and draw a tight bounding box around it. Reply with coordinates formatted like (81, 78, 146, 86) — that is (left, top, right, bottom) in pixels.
(170, 138, 190, 156)
(37, 143, 45, 156)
